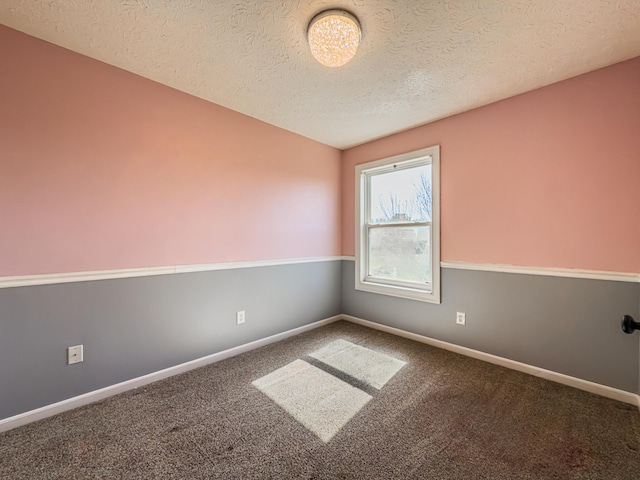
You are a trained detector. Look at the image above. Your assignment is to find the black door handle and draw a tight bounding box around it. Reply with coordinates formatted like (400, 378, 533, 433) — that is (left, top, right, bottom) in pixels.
(621, 315, 640, 334)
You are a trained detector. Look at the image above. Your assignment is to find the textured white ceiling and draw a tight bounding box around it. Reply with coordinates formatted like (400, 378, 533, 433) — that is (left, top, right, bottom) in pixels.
(2, 1, 639, 149)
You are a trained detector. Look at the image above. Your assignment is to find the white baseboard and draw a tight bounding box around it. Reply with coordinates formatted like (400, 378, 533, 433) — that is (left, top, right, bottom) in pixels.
(0, 315, 342, 433)
(342, 315, 640, 409)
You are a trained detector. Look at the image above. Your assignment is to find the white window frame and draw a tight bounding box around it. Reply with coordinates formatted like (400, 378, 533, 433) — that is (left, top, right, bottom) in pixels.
(355, 145, 440, 304)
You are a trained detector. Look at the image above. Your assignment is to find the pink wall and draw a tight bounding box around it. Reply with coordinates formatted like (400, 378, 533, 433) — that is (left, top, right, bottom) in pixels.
(343, 57, 640, 274)
(2, 24, 638, 277)
(0, 26, 342, 276)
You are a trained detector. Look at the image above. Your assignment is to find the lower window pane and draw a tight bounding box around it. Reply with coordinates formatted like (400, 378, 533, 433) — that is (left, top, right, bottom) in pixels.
(368, 226, 431, 284)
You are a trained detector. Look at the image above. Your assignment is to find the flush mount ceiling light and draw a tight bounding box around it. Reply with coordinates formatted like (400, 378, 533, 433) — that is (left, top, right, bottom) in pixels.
(307, 9, 361, 68)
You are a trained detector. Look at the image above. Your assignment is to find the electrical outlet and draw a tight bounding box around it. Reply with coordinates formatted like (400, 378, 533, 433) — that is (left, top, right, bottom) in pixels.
(456, 312, 466, 326)
(236, 310, 245, 325)
(68, 345, 84, 365)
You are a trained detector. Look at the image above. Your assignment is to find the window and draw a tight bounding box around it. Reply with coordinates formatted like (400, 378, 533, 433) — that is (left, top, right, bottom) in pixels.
(355, 146, 440, 303)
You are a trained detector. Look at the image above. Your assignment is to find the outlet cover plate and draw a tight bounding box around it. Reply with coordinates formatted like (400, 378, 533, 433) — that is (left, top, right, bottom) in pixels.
(236, 311, 245, 325)
(68, 345, 84, 365)
(456, 312, 466, 326)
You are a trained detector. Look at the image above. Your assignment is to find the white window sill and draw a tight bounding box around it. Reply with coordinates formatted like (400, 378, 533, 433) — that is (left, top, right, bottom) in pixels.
(355, 278, 441, 304)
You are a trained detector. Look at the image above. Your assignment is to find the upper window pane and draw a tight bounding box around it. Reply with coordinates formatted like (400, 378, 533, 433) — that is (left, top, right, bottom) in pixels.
(369, 164, 432, 224)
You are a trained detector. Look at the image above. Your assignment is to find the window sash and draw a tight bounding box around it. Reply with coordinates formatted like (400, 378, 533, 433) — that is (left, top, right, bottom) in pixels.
(364, 222, 432, 291)
(366, 221, 429, 229)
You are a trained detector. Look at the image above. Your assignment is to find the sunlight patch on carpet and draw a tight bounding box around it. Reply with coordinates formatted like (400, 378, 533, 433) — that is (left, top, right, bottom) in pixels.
(252, 359, 372, 442)
(252, 340, 407, 442)
(309, 339, 406, 389)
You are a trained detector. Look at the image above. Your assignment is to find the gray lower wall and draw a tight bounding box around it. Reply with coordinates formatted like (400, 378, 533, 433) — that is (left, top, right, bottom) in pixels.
(0, 261, 342, 420)
(2, 259, 637, 422)
(342, 260, 640, 395)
